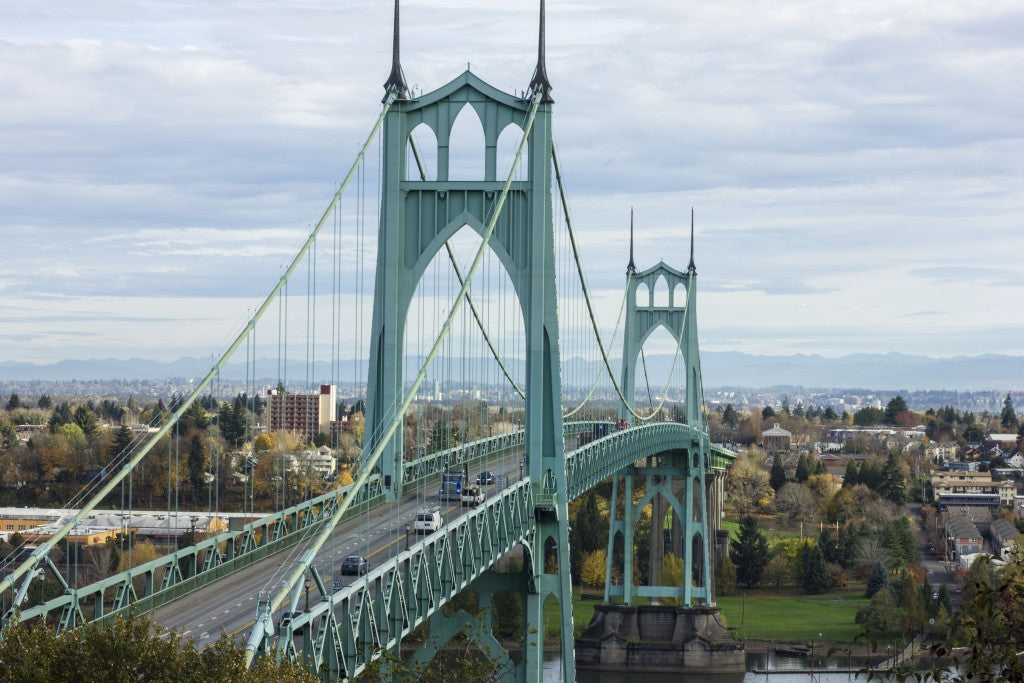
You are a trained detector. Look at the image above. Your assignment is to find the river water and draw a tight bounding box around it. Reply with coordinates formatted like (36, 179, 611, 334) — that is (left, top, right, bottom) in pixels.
(542, 650, 932, 681)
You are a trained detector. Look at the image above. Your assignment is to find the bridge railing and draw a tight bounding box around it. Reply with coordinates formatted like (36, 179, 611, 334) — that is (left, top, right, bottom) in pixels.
(16, 421, 603, 630)
(273, 479, 536, 679)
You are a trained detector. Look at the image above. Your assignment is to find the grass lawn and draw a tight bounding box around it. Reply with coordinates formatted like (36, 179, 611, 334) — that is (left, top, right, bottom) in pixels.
(717, 585, 870, 643)
(540, 587, 605, 640)
(720, 518, 802, 547)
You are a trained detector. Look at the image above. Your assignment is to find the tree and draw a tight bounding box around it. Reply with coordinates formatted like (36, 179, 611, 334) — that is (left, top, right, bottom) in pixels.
(730, 515, 769, 588)
(884, 395, 909, 425)
(794, 454, 810, 483)
(722, 404, 739, 428)
(866, 561, 889, 598)
(0, 612, 315, 682)
(823, 406, 838, 421)
(799, 543, 829, 594)
(36, 395, 53, 410)
(899, 571, 926, 634)
(112, 424, 134, 459)
(187, 434, 207, 493)
(580, 549, 607, 587)
(775, 482, 818, 523)
(762, 405, 776, 419)
(842, 459, 858, 487)
(726, 450, 773, 515)
(769, 455, 787, 491)
(5, 393, 21, 411)
(877, 454, 907, 506)
(1001, 393, 1019, 430)
(69, 405, 98, 442)
(853, 406, 885, 426)
(714, 555, 737, 595)
(857, 587, 900, 636)
(764, 553, 793, 590)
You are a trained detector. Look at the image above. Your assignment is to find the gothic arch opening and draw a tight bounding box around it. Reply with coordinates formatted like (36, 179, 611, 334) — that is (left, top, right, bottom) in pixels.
(495, 122, 528, 180)
(635, 282, 650, 308)
(653, 275, 669, 307)
(447, 104, 485, 180)
(407, 123, 437, 181)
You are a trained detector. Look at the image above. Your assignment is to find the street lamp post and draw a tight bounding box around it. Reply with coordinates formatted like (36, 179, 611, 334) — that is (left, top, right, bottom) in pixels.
(405, 523, 411, 551)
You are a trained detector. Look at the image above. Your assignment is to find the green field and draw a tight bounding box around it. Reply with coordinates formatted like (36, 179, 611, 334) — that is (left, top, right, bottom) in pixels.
(716, 585, 870, 642)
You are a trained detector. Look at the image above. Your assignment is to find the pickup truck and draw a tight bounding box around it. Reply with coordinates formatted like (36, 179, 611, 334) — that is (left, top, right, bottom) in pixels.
(461, 485, 485, 507)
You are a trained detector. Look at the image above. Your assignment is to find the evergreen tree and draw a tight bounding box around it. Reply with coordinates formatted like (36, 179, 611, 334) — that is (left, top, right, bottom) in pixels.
(36, 394, 53, 410)
(866, 561, 889, 598)
(818, 528, 841, 565)
(842, 459, 859, 487)
(769, 455, 787, 491)
(936, 582, 952, 615)
(884, 395, 909, 425)
(823, 406, 838, 421)
(800, 543, 830, 594)
(1001, 393, 1019, 430)
(48, 401, 73, 430)
(878, 454, 907, 505)
(187, 434, 207, 493)
(722, 404, 739, 428)
(5, 393, 21, 411)
(762, 405, 776, 419)
(795, 455, 810, 483)
(113, 424, 134, 458)
(72, 405, 99, 441)
(920, 574, 937, 618)
(730, 515, 769, 588)
(814, 458, 826, 475)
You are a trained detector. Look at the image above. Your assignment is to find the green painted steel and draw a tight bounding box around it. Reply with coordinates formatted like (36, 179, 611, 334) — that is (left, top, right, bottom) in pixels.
(606, 255, 715, 606)
(273, 423, 727, 680)
(14, 422, 602, 630)
(353, 62, 575, 681)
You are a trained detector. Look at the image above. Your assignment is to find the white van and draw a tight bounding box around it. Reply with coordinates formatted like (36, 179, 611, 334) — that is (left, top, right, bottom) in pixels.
(413, 508, 442, 534)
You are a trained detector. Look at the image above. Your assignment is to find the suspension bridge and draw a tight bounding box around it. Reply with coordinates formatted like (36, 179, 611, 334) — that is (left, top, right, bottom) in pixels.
(1, 3, 737, 681)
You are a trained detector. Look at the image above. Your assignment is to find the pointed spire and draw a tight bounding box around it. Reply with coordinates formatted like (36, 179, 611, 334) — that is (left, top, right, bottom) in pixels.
(529, 0, 554, 103)
(627, 207, 636, 274)
(688, 206, 696, 273)
(383, 0, 409, 100)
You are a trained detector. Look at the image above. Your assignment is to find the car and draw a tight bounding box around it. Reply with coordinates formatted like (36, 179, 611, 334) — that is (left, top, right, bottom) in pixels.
(477, 470, 495, 485)
(276, 610, 305, 634)
(340, 555, 369, 575)
(414, 508, 442, 534)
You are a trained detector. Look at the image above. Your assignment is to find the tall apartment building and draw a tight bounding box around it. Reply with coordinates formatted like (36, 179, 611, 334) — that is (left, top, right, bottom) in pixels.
(266, 384, 336, 444)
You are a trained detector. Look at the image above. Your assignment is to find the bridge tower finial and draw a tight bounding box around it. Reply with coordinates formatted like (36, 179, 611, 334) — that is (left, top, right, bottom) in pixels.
(688, 206, 696, 273)
(627, 207, 636, 274)
(529, 0, 554, 103)
(383, 0, 409, 99)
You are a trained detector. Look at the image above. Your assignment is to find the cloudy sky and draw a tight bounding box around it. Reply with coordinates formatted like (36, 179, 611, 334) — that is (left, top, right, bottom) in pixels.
(1, 0, 1022, 366)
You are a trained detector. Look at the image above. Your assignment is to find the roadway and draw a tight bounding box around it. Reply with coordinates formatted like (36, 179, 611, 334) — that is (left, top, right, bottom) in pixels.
(152, 444, 556, 649)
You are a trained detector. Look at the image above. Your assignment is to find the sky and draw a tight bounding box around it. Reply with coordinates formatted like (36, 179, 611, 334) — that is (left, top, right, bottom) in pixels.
(1, 0, 1022, 365)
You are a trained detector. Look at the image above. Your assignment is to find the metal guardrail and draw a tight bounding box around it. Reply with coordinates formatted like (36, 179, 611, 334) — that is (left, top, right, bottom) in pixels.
(15, 422, 603, 630)
(270, 423, 736, 678)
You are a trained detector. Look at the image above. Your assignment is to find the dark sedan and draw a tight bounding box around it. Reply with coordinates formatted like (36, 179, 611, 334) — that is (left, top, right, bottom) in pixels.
(477, 470, 495, 485)
(340, 555, 369, 575)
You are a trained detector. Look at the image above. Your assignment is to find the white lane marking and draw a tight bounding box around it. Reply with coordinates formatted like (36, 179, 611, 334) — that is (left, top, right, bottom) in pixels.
(199, 632, 208, 640)
(197, 623, 204, 628)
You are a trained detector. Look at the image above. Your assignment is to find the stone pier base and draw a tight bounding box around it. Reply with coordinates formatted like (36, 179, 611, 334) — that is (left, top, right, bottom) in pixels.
(575, 604, 745, 673)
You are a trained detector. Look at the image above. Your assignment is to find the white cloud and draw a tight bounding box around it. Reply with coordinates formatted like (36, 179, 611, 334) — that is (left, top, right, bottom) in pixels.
(0, 1, 1021, 364)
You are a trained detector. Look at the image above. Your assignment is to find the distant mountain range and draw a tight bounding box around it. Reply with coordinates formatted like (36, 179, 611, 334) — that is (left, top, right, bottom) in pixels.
(1, 352, 1022, 391)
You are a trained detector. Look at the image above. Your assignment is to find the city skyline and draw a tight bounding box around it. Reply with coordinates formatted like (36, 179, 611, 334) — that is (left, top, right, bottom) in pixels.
(1, 1, 1021, 364)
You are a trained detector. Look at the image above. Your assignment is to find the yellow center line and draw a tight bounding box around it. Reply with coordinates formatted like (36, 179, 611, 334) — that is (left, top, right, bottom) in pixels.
(211, 501, 464, 647)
